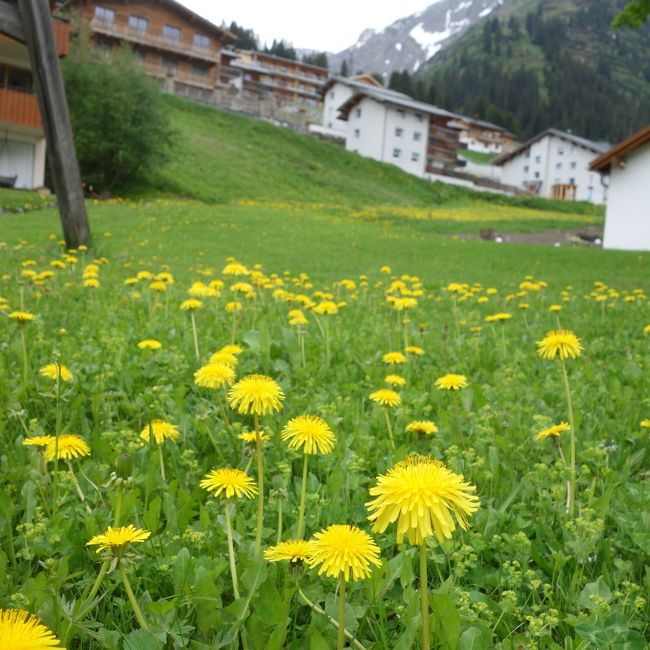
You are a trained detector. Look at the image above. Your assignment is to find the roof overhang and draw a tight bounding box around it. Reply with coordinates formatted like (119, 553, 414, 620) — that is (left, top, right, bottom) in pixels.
(590, 124, 650, 173)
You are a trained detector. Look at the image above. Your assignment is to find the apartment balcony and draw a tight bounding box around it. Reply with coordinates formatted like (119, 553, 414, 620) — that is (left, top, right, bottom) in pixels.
(144, 62, 216, 90)
(256, 77, 320, 100)
(0, 88, 41, 129)
(231, 60, 326, 87)
(90, 18, 219, 63)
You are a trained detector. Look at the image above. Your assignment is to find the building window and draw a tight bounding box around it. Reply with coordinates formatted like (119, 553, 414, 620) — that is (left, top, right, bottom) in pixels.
(558, 147, 564, 155)
(5, 66, 33, 92)
(163, 25, 181, 43)
(535, 155, 541, 163)
(133, 50, 145, 62)
(280, 66, 288, 73)
(570, 161, 577, 169)
(524, 165, 529, 172)
(569, 177, 575, 184)
(330, 90, 335, 99)
(525, 150, 530, 158)
(395, 127, 403, 137)
(193, 33, 210, 49)
(415, 113, 423, 122)
(534, 171, 540, 179)
(411, 152, 419, 162)
(413, 132, 421, 141)
(192, 63, 210, 77)
(355, 108, 361, 118)
(392, 148, 401, 158)
(162, 55, 177, 72)
(396, 109, 405, 118)
(94, 6, 115, 23)
(354, 128, 360, 138)
(128, 16, 148, 32)
(556, 163, 563, 170)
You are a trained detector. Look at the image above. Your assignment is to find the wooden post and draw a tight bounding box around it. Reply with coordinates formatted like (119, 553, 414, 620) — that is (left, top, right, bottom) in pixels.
(15, 0, 90, 248)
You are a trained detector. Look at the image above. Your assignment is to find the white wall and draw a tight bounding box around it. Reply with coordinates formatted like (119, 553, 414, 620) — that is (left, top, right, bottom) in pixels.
(603, 143, 650, 251)
(322, 82, 354, 136)
(0, 131, 46, 189)
(498, 134, 607, 204)
(345, 98, 428, 177)
(459, 131, 504, 154)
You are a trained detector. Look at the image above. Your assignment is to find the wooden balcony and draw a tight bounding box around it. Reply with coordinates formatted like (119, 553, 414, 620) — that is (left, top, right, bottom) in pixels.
(90, 18, 218, 62)
(0, 88, 40, 129)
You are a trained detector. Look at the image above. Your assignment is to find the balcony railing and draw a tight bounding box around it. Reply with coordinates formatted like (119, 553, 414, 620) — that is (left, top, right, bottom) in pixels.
(230, 59, 326, 87)
(0, 88, 41, 129)
(90, 18, 218, 62)
(143, 62, 216, 90)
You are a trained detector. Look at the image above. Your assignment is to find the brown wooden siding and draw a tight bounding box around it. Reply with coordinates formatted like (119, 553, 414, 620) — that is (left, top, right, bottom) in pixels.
(0, 88, 40, 128)
(53, 19, 71, 56)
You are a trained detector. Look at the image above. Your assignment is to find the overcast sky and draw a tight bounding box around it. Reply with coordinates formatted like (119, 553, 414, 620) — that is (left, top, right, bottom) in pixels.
(179, 1, 432, 53)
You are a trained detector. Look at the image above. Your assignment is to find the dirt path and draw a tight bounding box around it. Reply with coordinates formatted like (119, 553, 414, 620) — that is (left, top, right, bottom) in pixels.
(459, 227, 603, 246)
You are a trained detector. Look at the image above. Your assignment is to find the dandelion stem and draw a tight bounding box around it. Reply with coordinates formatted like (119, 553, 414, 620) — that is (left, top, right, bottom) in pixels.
(325, 318, 331, 369)
(224, 502, 240, 599)
(299, 327, 306, 367)
(297, 587, 367, 650)
(276, 494, 283, 544)
(119, 566, 149, 630)
(451, 295, 461, 338)
(114, 485, 124, 526)
(296, 453, 309, 538)
(254, 415, 264, 555)
(158, 445, 166, 482)
(66, 460, 90, 511)
(190, 311, 200, 361)
(20, 328, 29, 383)
(560, 359, 577, 516)
(384, 409, 395, 449)
(53, 368, 61, 512)
(420, 542, 430, 650)
(337, 576, 346, 650)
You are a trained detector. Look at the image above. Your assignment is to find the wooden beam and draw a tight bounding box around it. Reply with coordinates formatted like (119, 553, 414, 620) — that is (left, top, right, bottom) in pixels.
(17, 0, 90, 248)
(0, 0, 25, 41)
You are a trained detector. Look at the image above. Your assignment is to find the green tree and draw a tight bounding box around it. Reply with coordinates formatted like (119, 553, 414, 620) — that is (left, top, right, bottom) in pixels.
(228, 21, 258, 50)
(62, 40, 172, 193)
(302, 51, 329, 69)
(612, 0, 650, 28)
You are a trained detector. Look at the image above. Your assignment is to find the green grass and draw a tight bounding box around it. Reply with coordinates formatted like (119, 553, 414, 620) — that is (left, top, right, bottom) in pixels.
(458, 149, 499, 165)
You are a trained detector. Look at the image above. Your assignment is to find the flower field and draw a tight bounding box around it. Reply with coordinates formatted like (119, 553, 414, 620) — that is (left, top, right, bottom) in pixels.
(1, 221, 649, 650)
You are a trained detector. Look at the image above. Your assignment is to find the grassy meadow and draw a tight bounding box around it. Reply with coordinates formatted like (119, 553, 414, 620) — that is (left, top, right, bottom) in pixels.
(0, 97, 648, 650)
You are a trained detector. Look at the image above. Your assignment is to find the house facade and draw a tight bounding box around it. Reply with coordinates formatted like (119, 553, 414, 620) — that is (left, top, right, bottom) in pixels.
(221, 50, 327, 106)
(493, 129, 608, 204)
(0, 18, 70, 189)
(64, 0, 235, 102)
(590, 125, 650, 251)
(451, 117, 516, 155)
(333, 84, 464, 178)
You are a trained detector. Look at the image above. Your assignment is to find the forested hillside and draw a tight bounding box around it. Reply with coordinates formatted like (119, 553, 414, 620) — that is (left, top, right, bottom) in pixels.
(414, 0, 650, 141)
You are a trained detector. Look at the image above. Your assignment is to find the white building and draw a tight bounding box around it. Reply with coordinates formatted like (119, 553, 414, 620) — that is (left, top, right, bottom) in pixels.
(493, 128, 609, 204)
(590, 125, 650, 251)
(450, 116, 516, 155)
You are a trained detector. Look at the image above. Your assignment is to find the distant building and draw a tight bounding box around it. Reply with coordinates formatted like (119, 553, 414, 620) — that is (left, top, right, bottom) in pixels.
(63, 0, 236, 102)
(0, 16, 70, 188)
(493, 128, 608, 204)
(221, 50, 327, 106)
(590, 125, 650, 251)
(450, 116, 516, 155)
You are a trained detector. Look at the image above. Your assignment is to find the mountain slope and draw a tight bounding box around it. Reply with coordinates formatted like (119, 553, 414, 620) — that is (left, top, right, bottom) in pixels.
(417, 0, 650, 141)
(329, 0, 505, 78)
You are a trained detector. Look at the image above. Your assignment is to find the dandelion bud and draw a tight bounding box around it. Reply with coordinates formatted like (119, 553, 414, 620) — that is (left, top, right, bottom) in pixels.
(116, 453, 134, 479)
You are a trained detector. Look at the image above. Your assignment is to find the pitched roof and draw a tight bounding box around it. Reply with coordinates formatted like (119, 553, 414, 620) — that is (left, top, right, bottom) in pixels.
(320, 75, 411, 100)
(335, 82, 459, 121)
(589, 124, 650, 173)
(493, 128, 608, 166)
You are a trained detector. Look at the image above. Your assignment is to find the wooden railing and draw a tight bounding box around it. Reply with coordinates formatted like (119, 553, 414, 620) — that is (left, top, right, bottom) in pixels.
(0, 88, 41, 128)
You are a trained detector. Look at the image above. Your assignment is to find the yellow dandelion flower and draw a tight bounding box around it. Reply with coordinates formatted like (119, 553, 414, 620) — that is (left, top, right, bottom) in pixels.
(435, 374, 468, 391)
(44, 434, 91, 462)
(405, 421, 438, 436)
(549, 304, 562, 312)
(313, 300, 338, 315)
(139, 420, 180, 445)
(83, 278, 100, 288)
(366, 455, 479, 545)
(194, 362, 236, 389)
(209, 351, 238, 367)
(238, 430, 271, 444)
(380, 265, 391, 274)
(180, 298, 203, 311)
(289, 311, 308, 326)
(0, 608, 64, 648)
(137, 339, 162, 350)
(405, 345, 424, 356)
(219, 344, 243, 356)
(222, 261, 249, 276)
(8, 311, 36, 326)
(535, 422, 570, 441)
(200, 467, 257, 499)
(86, 525, 151, 554)
(382, 351, 406, 364)
(149, 281, 167, 293)
(643, 325, 650, 334)
(23, 435, 55, 449)
(225, 301, 242, 312)
(264, 539, 312, 564)
(537, 329, 582, 360)
(227, 374, 284, 416)
(281, 415, 335, 455)
(639, 419, 650, 428)
(385, 374, 406, 387)
(39, 363, 73, 382)
(308, 524, 381, 581)
(369, 389, 401, 408)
